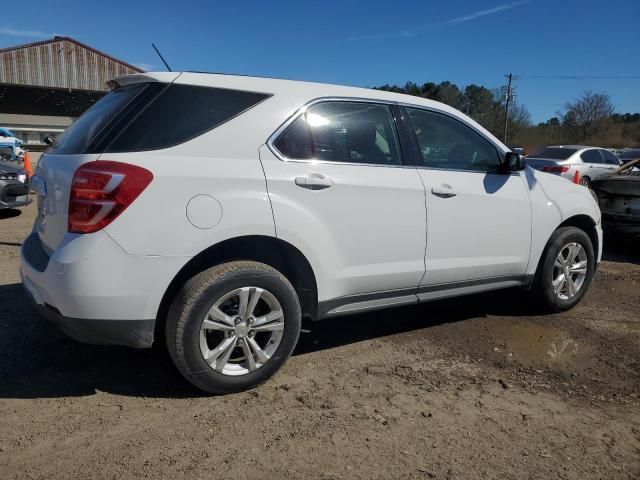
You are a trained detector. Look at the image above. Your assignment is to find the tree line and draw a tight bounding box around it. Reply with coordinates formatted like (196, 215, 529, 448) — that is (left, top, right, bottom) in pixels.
(375, 81, 640, 148)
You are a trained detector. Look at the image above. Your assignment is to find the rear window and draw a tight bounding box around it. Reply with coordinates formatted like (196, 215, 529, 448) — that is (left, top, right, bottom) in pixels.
(49, 83, 270, 155)
(530, 147, 577, 160)
(50, 83, 146, 155)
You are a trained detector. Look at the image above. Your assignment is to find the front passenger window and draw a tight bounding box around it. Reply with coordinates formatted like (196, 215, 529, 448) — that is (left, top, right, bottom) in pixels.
(406, 108, 501, 172)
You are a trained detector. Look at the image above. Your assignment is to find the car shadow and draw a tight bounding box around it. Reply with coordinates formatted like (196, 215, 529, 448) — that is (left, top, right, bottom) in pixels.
(0, 241, 22, 247)
(0, 208, 22, 219)
(0, 280, 544, 400)
(602, 231, 640, 266)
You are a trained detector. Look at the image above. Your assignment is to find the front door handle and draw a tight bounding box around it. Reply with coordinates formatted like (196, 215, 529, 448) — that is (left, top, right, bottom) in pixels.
(431, 185, 457, 198)
(295, 173, 334, 190)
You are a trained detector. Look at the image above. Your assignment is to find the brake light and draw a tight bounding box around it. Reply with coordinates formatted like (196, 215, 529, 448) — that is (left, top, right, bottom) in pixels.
(542, 165, 570, 174)
(69, 161, 153, 234)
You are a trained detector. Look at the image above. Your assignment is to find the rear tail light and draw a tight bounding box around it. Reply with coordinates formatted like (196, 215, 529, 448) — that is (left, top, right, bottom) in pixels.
(542, 165, 570, 174)
(69, 161, 153, 234)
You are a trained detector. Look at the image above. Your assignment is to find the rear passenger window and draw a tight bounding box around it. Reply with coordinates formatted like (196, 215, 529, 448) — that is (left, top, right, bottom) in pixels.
(273, 102, 403, 166)
(406, 107, 501, 171)
(106, 85, 269, 152)
(581, 150, 603, 164)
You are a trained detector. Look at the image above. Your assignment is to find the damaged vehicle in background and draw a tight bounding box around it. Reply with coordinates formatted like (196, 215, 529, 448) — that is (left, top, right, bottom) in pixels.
(0, 127, 25, 163)
(0, 157, 30, 210)
(617, 149, 640, 165)
(592, 158, 640, 235)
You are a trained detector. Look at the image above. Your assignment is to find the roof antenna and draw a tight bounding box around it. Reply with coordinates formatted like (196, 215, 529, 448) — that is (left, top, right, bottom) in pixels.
(151, 43, 172, 71)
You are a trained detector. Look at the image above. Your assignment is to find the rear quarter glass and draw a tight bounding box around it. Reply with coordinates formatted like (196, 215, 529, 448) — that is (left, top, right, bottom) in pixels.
(104, 85, 270, 152)
(48, 84, 270, 155)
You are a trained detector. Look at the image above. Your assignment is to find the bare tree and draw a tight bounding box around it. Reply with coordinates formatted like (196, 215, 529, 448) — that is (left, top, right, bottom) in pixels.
(562, 91, 614, 141)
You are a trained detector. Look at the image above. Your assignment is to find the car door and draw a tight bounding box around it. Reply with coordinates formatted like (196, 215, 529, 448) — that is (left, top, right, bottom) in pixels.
(581, 149, 610, 179)
(401, 106, 532, 290)
(600, 149, 622, 172)
(260, 100, 427, 309)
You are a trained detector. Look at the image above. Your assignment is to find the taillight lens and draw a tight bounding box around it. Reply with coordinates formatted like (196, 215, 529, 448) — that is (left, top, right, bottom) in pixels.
(542, 165, 570, 174)
(69, 161, 153, 234)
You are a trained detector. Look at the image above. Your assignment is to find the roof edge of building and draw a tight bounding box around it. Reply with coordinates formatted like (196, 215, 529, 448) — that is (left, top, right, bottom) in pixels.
(0, 36, 144, 73)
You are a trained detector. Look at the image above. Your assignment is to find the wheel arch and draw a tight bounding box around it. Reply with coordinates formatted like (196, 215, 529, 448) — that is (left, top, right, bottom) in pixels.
(155, 235, 318, 342)
(529, 213, 599, 288)
(557, 214, 599, 256)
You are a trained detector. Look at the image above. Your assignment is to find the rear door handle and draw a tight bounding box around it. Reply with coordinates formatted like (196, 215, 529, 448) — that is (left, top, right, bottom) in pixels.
(431, 185, 457, 198)
(295, 173, 333, 190)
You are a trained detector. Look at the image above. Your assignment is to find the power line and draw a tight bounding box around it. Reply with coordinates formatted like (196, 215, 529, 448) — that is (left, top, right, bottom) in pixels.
(520, 74, 640, 80)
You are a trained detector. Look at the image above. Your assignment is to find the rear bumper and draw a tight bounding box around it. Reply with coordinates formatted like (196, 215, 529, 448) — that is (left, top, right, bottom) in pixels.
(26, 290, 155, 348)
(20, 230, 189, 348)
(0, 196, 31, 209)
(0, 179, 31, 209)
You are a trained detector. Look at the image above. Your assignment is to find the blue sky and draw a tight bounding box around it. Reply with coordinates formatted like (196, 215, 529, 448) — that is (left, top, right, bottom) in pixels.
(1, 0, 638, 123)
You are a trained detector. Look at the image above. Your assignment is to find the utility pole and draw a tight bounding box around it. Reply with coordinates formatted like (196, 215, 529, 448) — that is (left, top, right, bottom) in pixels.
(503, 73, 514, 144)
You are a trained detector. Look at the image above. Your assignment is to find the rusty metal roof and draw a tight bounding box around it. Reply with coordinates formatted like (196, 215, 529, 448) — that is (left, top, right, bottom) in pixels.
(0, 36, 143, 92)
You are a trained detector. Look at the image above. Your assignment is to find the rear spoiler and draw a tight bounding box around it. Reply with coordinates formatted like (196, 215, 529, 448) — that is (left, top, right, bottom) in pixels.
(107, 72, 182, 90)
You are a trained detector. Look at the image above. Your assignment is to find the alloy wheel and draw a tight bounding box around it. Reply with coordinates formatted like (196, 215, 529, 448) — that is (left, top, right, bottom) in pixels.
(199, 287, 284, 376)
(552, 242, 588, 300)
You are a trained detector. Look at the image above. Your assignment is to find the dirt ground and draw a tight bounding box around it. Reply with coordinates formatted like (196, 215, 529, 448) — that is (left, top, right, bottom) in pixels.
(1, 202, 639, 480)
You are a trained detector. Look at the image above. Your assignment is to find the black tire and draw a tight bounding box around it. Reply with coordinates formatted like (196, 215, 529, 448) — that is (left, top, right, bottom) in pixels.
(579, 176, 591, 188)
(166, 261, 301, 394)
(534, 226, 596, 312)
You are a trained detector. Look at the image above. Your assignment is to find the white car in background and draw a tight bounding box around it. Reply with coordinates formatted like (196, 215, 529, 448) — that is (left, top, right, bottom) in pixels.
(526, 145, 621, 188)
(21, 72, 602, 393)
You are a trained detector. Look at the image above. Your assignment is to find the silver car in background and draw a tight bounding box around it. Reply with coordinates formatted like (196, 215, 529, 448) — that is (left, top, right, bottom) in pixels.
(526, 145, 621, 188)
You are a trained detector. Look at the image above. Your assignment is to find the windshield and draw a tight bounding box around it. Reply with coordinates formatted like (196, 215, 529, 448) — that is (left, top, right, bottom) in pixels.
(528, 147, 577, 160)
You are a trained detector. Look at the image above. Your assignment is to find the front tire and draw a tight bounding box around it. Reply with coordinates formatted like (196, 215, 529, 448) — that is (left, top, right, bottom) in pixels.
(534, 226, 595, 312)
(166, 261, 301, 394)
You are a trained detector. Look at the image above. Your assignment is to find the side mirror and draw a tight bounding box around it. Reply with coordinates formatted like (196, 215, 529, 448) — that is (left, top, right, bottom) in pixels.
(501, 151, 526, 173)
(43, 136, 54, 147)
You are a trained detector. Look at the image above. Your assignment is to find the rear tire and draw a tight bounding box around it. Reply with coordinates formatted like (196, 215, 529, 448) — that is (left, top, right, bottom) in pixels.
(166, 261, 301, 394)
(579, 176, 591, 188)
(533, 226, 595, 312)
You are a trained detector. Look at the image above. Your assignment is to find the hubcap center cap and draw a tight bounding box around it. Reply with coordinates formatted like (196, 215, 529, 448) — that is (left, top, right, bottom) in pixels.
(235, 322, 250, 338)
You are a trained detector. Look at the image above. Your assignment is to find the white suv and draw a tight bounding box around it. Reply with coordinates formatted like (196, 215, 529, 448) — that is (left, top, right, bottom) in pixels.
(21, 72, 602, 393)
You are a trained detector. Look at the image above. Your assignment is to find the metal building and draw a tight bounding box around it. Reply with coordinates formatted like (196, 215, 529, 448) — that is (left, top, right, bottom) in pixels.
(0, 36, 143, 149)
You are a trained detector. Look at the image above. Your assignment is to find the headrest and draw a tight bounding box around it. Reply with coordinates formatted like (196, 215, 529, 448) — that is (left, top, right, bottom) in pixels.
(347, 121, 377, 149)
